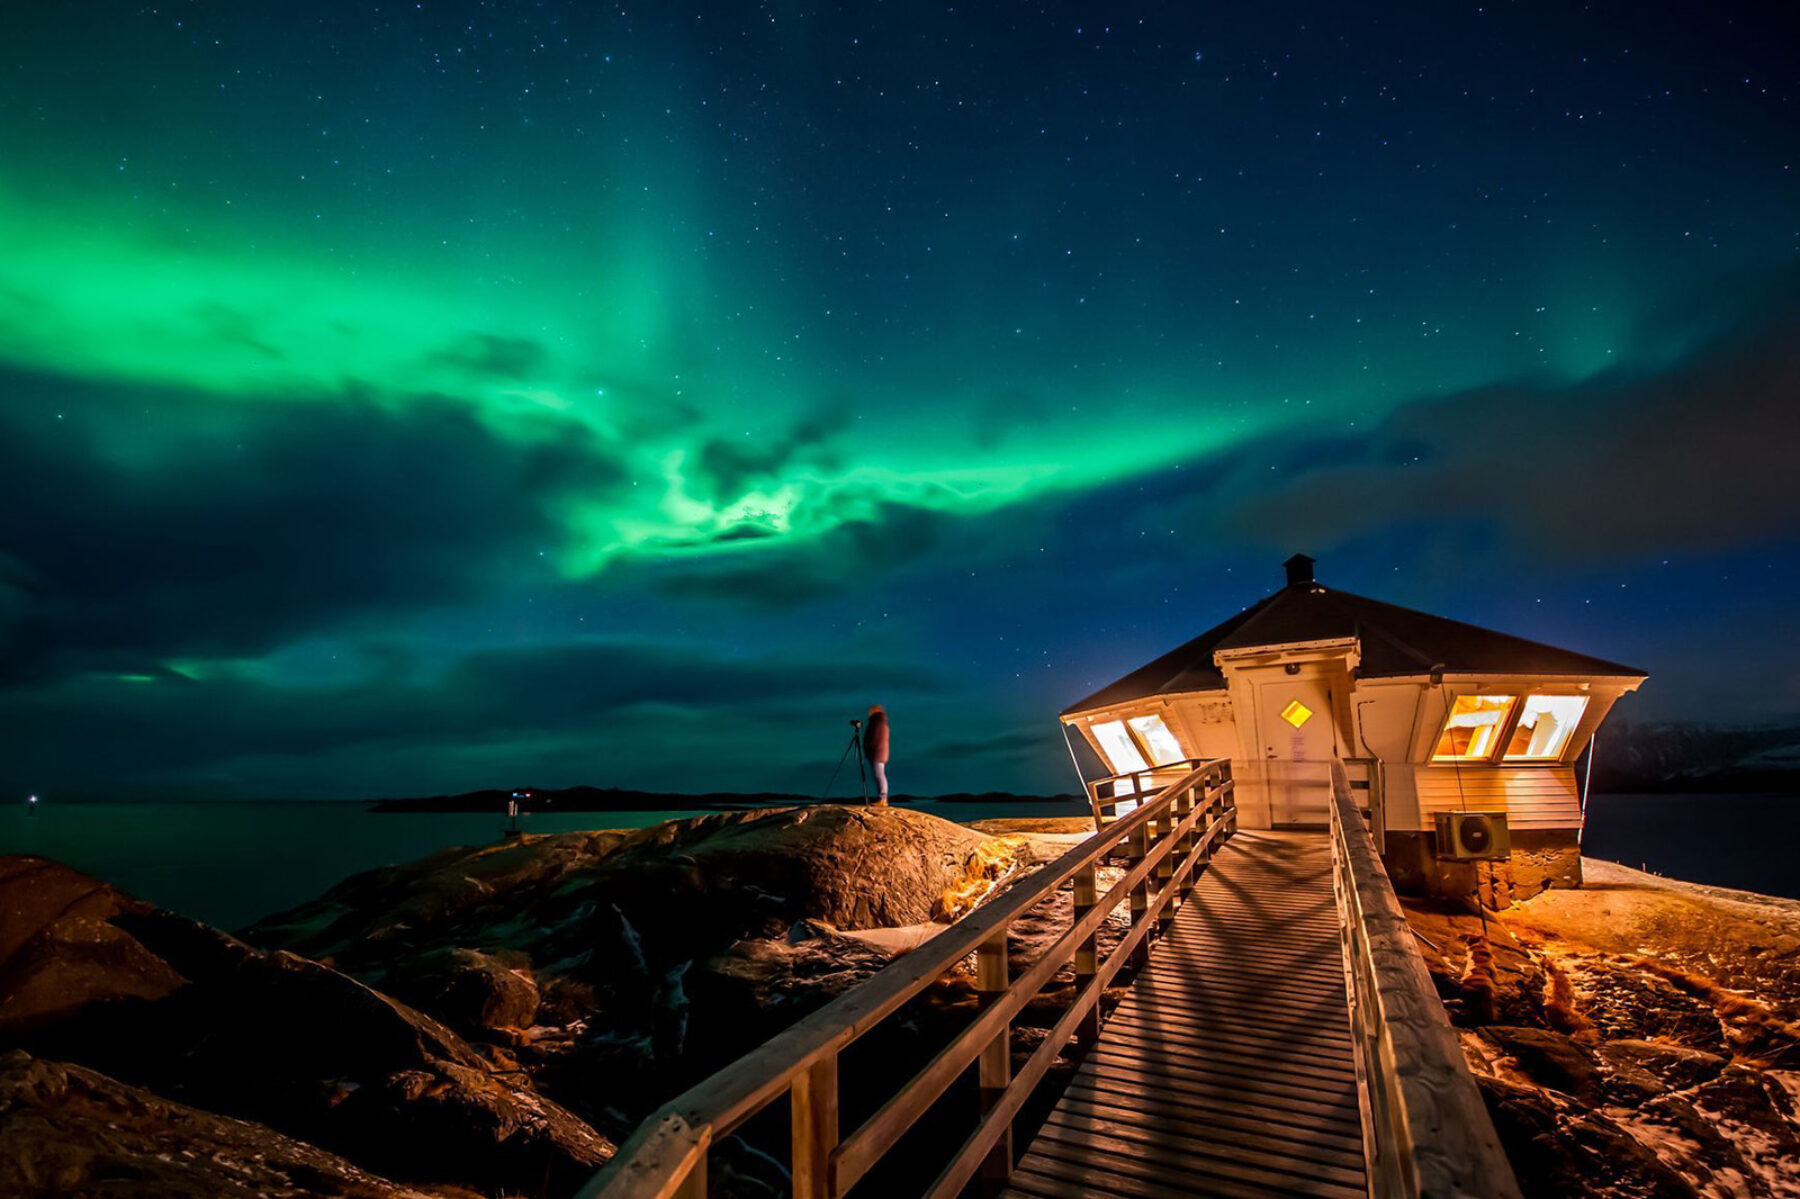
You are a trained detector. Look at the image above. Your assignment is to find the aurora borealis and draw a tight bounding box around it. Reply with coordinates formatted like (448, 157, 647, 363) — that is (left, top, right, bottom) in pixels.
(3, 3, 1797, 799)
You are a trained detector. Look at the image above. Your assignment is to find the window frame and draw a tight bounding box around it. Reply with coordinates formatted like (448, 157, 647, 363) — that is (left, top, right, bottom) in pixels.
(1499, 693, 1591, 763)
(1427, 687, 1589, 767)
(1127, 712, 1187, 767)
(1088, 709, 1188, 777)
(1089, 718, 1151, 776)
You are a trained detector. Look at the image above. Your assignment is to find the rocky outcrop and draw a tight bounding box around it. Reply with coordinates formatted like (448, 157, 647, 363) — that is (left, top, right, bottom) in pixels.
(0, 1051, 443, 1198)
(246, 806, 1021, 1115)
(0, 857, 612, 1195)
(1406, 859, 1800, 1196)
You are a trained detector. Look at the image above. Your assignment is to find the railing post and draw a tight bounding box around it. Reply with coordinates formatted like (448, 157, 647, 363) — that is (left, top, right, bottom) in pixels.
(1071, 864, 1101, 1043)
(791, 1053, 839, 1199)
(1127, 820, 1151, 968)
(1174, 783, 1197, 903)
(1153, 805, 1176, 936)
(975, 932, 1013, 1191)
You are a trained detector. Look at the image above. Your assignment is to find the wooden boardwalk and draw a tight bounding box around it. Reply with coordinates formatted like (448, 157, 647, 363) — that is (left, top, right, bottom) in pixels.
(1005, 831, 1368, 1199)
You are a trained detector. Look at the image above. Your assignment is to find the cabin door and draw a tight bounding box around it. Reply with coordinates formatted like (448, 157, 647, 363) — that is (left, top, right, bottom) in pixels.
(1253, 677, 1336, 827)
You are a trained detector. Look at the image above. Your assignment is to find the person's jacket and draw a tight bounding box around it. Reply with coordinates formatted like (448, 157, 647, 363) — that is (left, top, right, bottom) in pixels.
(863, 712, 890, 763)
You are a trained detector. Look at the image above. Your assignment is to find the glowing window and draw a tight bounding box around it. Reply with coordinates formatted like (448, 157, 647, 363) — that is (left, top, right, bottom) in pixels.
(1128, 714, 1185, 766)
(1092, 720, 1150, 775)
(1431, 694, 1517, 762)
(1504, 695, 1589, 761)
(1279, 700, 1314, 728)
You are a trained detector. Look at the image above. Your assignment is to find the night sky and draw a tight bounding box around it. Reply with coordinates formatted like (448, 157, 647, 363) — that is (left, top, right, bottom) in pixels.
(3, 3, 1796, 800)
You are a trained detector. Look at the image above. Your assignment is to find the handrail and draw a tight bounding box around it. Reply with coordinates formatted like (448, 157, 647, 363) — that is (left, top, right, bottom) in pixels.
(582, 759, 1237, 1199)
(1328, 759, 1522, 1199)
(1085, 758, 1208, 826)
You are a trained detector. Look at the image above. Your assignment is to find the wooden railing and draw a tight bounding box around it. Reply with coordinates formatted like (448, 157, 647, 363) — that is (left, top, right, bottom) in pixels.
(1328, 760, 1522, 1199)
(581, 759, 1236, 1199)
(1084, 758, 1209, 825)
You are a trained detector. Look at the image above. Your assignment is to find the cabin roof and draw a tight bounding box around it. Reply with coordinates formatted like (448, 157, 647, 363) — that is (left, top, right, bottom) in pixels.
(1062, 577, 1647, 716)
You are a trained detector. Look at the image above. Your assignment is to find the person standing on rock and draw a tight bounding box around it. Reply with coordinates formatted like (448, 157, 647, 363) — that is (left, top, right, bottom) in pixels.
(862, 705, 891, 804)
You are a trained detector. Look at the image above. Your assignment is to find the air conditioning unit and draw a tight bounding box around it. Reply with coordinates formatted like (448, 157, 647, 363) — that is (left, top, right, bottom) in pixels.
(1435, 811, 1511, 861)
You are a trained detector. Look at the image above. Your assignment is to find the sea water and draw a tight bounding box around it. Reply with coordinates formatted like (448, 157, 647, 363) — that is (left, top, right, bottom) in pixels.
(1, 793, 1786, 931)
(0, 801, 716, 930)
(1581, 792, 1800, 900)
(0, 797, 1084, 930)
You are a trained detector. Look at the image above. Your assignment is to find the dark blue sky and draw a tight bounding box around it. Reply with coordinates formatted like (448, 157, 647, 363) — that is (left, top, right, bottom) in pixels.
(2, 2, 1796, 798)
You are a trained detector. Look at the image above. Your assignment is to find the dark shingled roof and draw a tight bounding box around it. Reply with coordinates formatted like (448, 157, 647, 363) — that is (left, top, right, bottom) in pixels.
(1063, 580, 1647, 716)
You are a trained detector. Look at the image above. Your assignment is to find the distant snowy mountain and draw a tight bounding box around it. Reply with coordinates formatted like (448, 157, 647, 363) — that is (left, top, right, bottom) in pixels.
(1591, 720, 1800, 792)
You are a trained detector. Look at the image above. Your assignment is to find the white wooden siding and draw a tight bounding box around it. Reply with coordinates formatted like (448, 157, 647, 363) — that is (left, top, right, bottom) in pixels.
(1414, 767, 1582, 830)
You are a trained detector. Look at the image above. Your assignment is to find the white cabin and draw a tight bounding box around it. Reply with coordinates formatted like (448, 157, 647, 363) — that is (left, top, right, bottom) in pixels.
(1061, 555, 1646, 897)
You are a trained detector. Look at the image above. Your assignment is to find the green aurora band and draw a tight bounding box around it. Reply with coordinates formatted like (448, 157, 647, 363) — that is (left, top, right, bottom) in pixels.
(0, 177, 1653, 578)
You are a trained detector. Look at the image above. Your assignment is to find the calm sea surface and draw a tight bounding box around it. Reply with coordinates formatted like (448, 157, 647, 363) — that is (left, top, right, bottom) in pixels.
(1, 793, 1787, 929)
(1581, 792, 1800, 901)
(0, 798, 1084, 929)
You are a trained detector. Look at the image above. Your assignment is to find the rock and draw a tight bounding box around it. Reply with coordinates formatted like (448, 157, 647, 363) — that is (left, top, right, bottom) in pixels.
(385, 947, 541, 1036)
(0, 859, 186, 1032)
(1691, 1066, 1800, 1148)
(244, 831, 634, 972)
(1569, 959, 1730, 1053)
(0, 1050, 443, 1198)
(1598, 1039, 1727, 1092)
(1476, 1074, 1697, 1198)
(1480, 1026, 1605, 1105)
(246, 805, 1021, 1125)
(1627, 1093, 1769, 1192)
(0, 857, 613, 1195)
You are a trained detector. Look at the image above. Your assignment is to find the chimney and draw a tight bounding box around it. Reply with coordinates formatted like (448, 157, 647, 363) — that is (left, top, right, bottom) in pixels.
(1283, 553, 1316, 587)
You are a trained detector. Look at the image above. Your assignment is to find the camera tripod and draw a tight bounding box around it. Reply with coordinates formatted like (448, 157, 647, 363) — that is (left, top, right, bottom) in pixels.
(822, 719, 869, 803)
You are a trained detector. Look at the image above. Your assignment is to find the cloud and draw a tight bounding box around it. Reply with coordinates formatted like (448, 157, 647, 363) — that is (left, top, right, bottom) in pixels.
(427, 332, 548, 380)
(0, 639, 944, 798)
(689, 407, 848, 505)
(1130, 277, 1800, 565)
(651, 499, 974, 606)
(0, 368, 617, 682)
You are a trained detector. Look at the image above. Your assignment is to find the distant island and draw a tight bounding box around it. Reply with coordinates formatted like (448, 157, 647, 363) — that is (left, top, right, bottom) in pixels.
(367, 785, 1086, 813)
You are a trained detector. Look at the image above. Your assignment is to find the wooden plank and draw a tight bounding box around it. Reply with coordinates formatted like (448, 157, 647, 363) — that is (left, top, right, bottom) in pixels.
(1059, 1082, 1367, 1153)
(1066, 1081, 1365, 1148)
(1097, 1015, 1357, 1061)
(1078, 1061, 1362, 1126)
(1046, 1095, 1367, 1169)
(1041, 1109, 1369, 1188)
(1108, 986, 1353, 1029)
(1093, 1027, 1360, 1083)
(1135, 977, 1346, 1002)
(1110, 996, 1357, 1037)
(1006, 1156, 1239, 1199)
(1029, 1122, 1366, 1199)
(1084, 1048, 1360, 1105)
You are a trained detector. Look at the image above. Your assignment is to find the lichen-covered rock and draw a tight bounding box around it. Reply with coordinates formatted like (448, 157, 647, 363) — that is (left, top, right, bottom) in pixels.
(0, 1051, 444, 1198)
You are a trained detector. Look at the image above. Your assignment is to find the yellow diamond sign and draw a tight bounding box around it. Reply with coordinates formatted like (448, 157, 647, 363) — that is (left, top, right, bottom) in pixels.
(1280, 699, 1314, 728)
